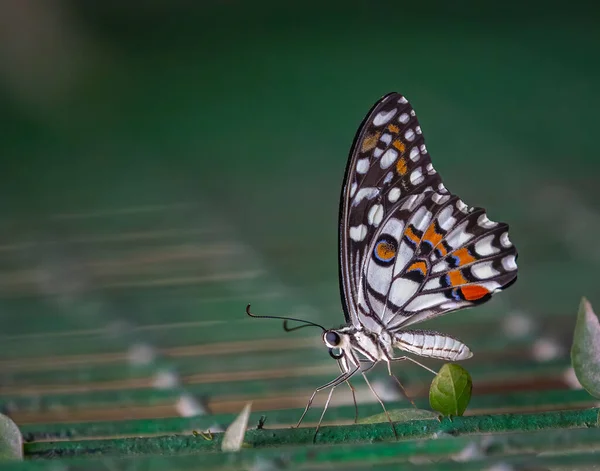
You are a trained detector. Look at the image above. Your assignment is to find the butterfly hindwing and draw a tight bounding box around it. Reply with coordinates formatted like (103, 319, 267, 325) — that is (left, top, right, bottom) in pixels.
(339, 92, 518, 333)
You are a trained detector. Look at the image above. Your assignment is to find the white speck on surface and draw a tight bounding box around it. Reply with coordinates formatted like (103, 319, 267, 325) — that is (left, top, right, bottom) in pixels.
(127, 343, 156, 366)
(502, 311, 535, 339)
(176, 393, 207, 417)
(485, 464, 514, 471)
(452, 442, 483, 462)
(152, 369, 180, 390)
(532, 337, 564, 362)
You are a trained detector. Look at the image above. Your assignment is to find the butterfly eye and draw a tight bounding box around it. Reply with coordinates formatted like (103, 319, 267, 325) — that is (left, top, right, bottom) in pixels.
(373, 235, 398, 266)
(325, 331, 341, 347)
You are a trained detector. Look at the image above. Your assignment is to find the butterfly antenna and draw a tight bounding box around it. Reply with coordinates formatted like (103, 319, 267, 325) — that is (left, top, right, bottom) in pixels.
(246, 304, 326, 331)
(283, 320, 315, 332)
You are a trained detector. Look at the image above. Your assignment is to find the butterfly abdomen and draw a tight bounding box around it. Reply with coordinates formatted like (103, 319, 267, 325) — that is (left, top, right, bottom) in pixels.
(393, 329, 472, 361)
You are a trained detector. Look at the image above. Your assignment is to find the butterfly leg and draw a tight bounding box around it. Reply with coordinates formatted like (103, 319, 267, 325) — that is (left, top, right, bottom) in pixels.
(389, 356, 438, 375)
(387, 371, 417, 409)
(360, 370, 399, 439)
(313, 386, 336, 443)
(345, 380, 359, 424)
(296, 366, 360, 430)
(338, 360, 359, 424)
(386, 356, 438, 408)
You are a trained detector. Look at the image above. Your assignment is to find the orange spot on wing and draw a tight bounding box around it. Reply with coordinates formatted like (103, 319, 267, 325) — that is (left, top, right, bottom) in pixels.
(407, 261, 427, 275)
(448, 270, 467, 286)
(435, 242, 449, 256)
(461, 285, 490, 301)
(423, 223, 443, 248)
(405, 226, 421, 244)
(453, 247, 476, 266)
(392, 140, 405, 153)
(396, 157, 408, 175)
(361, 132, 380, 152)
(387, 124, 400, 133)
(376, 241, 396, 261)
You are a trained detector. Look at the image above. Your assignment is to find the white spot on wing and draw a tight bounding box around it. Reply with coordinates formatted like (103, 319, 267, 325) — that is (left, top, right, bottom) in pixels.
(471, 261, 499, 279)
(374, 148, 384, 158)
(457, 200, 469, 213)
(389, 278, 419, 308)
(373, 108, 398, 126)
(502, 254, 517, 271)
(478, 214, 497, 228)
(405, 293, 447, 311)
(398, 113, 409, 124)
(398, 96, 408, 104)
(500, 232, 512, 247)
(401, 192, 426, 212)
(353, 187, 379, 206)
(410, 206, 433, 232)
(349, 225, 368, 241)
(438, 183, 447, 193)
(395, 242, 415, 276)
(409, 147, 420, 161)
(384, 172, 393, 184)
(437, 207, 456, 231)
(410, 167, 424, 185)
(388, 188, 401, 203)
(420, 144, 427, 154)
(350, 182, 357, 197)
(416, 126, 422, 134)
(380, 217, 404, 237)
(366, 261, 393, 295)
(432, 260, 449, 274)
(380, 133, 392, 146)
(432, 193, 451, 205)
(356, 158, 369, 174)
(404, 129, 415, 141)
(445, 221, 473, 248)
(423, 278, 442, 290)
(380, 149, 398, 169)
(474, 235, 498, 256)
(368, 204, 384, 227)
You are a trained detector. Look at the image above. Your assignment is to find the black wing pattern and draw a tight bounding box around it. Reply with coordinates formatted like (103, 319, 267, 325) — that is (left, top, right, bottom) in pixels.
(339, 93, 518, 334)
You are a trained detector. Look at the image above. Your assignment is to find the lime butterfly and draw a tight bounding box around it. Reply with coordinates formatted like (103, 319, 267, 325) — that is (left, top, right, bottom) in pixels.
(247, 92, 518, 438)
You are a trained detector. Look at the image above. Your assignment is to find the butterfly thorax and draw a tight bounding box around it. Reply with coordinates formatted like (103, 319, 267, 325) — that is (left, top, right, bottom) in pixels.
(323, 325, 394, 368)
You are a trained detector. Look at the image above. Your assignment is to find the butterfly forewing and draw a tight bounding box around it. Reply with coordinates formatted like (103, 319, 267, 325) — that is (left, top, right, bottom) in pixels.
(339, 93, 518, 334)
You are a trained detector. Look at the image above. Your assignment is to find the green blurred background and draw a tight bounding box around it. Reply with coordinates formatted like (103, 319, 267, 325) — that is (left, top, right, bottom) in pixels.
(0, 0, 599, 443)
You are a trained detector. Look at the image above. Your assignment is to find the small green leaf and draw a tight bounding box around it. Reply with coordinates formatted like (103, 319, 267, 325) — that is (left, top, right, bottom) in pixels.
(0, 413, 23, 460)
(571, 297, 600, 398)
(221, 402, 252, 452)
(429, 363, 472, 416)
(358, 408, 438, 424)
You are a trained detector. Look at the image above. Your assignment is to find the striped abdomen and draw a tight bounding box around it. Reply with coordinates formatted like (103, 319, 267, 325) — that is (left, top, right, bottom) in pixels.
(393, 330, 472, 361)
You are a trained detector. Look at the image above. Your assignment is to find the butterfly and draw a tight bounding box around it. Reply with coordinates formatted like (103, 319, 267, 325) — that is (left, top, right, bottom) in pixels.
(247, 92, 518, 439)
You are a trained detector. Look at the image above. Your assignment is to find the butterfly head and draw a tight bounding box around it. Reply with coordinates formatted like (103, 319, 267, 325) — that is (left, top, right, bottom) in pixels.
(323, 328, 352, 360)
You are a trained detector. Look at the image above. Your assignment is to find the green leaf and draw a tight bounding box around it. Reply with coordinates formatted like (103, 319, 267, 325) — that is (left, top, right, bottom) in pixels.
(357, 408, 439, 424)
(0, 413, 23, 460)
(571, 297, 600, 398)
(429, 363, 472, 416)
(221, 402, 252, 452)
